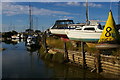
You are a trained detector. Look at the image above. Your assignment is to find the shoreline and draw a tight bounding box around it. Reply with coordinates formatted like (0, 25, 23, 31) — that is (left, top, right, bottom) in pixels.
(0, 48, 6, 51)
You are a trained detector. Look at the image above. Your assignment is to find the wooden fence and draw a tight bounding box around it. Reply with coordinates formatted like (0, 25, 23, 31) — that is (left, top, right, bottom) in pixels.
(49, 48, 120, 75)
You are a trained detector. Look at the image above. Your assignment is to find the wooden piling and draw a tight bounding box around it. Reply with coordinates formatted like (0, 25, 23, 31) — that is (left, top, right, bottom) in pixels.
(96, 51, 101, 73)
(64, 42, 69, 62)
(46, 46, 120, 75)
(72, 54, 75, 62)
(81, 42, 86, 69)
(43, 31, 48, 53)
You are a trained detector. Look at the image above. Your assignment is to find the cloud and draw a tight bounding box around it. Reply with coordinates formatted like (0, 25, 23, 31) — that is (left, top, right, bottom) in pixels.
(51, 14, 74, 20)
(83, 2, 102, 8)
(2, 2, 71, 16)
(56, 2, 102, 8)
(66, 2, 80, 6)
(32, 7, 70, 15)
(1, 0, 120, 2)
(56, 2, 80, 6)
(61, 16, 74, 19)
(0, 4, 1, 16)
(2, 3, 28, 16)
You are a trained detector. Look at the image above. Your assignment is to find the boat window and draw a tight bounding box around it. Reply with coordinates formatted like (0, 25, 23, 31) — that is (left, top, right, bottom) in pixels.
(75, 28, 82, 30)
(66, 22, 69, 24)
(56, 21, 74, 25)
(52, 25, 57, 29)
(84, 27, 95, 30)
(58, 22, 64, 24)
(68, 21, 74, 24)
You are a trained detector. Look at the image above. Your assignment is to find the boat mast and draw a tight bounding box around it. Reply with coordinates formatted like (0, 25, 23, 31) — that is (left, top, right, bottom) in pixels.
(86, 0, 89, 25)
(29, 4, 33, 30)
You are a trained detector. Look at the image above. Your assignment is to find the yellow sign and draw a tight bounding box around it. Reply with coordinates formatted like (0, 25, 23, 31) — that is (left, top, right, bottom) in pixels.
(98, 10, 120, 43)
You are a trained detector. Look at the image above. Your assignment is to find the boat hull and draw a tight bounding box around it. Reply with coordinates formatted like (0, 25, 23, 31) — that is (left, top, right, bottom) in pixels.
(50, 29, 69, 38)
(66, 30, 102, 42)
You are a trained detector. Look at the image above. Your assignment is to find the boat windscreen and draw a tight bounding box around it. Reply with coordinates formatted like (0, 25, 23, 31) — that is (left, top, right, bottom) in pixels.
(97, 23, 103, 30)
(56, 20, 74, 25)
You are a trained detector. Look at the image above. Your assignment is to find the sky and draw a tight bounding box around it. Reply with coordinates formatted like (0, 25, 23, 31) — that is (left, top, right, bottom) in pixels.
(1, 0, 120, 2)
(1, 1, 120, 32)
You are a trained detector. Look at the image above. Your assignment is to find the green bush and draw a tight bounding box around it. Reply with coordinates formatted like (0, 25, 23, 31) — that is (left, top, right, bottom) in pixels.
(52, 52, 64, 63)
(45, 53, 53, 60)
(38, 46, 46, 58)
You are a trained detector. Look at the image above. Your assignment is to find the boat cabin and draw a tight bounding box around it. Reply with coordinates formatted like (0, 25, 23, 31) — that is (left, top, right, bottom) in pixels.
(51, 20, 74, 29)
(78, 20, 104, 31)
(68, 23, 86, 30)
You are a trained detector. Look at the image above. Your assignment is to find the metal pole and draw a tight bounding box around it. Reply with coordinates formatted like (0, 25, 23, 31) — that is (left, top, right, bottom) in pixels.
(86, 0, 89, 25)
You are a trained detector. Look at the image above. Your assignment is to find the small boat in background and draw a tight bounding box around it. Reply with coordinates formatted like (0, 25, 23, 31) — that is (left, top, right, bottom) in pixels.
(11, 35, 19, 39)
(11, 33, 24, 39)
(11, 33, 21, 39)
(26, 35, 36, 46)
(25, 35, 40, 52)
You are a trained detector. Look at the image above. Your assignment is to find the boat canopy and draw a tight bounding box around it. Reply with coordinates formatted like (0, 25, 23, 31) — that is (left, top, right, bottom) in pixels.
(51, 20, 74, 29)
(55, 20, 74, 25)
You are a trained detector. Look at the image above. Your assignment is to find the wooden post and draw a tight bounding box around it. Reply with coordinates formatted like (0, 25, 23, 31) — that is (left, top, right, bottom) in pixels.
(43, 31, 48, 53)
(81, 42, 86, 69)
(96, 51, 101, 73)
(72, 54, 74, 62)
(64, 42, 69, 62)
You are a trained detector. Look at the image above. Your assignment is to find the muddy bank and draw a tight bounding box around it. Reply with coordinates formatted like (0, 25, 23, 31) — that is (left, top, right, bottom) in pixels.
(0, 48, 6, 51)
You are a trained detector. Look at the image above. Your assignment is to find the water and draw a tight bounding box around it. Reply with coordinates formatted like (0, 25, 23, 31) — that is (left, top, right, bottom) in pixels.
(2, 42, 53, 78)
(1, 40, 119, 79)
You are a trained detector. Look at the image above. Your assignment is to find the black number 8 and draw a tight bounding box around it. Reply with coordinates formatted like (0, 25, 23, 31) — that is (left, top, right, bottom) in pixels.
(105, 27, 112, 37)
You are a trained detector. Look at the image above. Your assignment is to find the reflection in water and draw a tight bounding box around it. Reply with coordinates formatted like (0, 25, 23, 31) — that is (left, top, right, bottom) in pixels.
(25, 38, 41, 53)
(2, 38, 24, 45)
(2, 41, 120, 79)
(26, 44, 40, 53)
(42, 60, 103, 78)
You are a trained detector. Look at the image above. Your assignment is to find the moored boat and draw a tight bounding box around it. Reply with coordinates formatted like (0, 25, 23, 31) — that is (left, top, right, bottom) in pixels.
(11, 34, 20, 39)
(65, 20, 104, 42)
(49, 19, 85, 38)
(49, 19, 74, 38)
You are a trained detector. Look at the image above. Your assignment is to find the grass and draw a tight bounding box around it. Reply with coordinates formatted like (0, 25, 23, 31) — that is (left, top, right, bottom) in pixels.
(112, 48, 120, 57)
(52, 52, 64, 63)
(46, 36, 99, 53)
(38, 45, 46, 58)
(46, 36, 120, 57)
(46, 36, 82, 51)
(38, 44, 65, 63)
(46, 36, 64, 49)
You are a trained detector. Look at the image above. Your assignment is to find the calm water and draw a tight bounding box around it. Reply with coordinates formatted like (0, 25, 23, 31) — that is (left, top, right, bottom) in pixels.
(2, 40, 119, 79)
